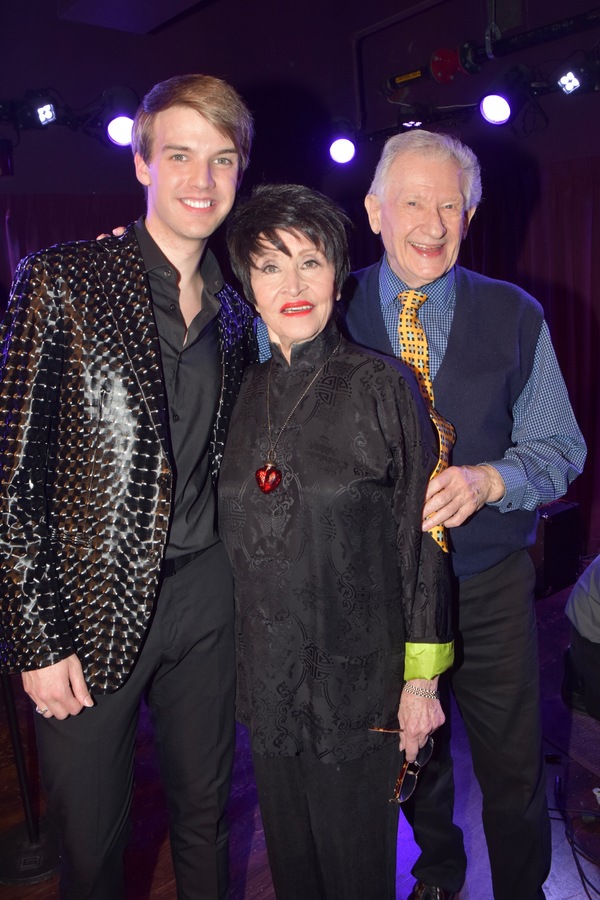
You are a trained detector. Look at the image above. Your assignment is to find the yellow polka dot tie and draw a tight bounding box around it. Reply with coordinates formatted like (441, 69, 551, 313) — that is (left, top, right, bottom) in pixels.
(397, 290, 455, 552)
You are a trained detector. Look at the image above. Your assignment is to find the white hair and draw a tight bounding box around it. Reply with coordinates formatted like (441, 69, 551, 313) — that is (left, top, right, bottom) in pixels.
(368, 130, 482, 210)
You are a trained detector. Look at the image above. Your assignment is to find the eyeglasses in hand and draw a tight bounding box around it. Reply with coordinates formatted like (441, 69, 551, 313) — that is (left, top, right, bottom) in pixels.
(369, 729, 434, 804)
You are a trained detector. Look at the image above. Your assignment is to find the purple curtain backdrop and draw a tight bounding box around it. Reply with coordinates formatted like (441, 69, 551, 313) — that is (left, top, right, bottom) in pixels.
(463, 157, 600, 557)
(0, 193, 142, 304)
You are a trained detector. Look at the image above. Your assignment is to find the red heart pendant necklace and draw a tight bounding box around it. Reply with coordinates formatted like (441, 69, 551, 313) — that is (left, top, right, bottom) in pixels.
(255, 337, 341, 494)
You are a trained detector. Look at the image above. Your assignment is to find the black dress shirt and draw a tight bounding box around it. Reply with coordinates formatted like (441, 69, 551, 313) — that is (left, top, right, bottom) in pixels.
(135, 218, 221, 558)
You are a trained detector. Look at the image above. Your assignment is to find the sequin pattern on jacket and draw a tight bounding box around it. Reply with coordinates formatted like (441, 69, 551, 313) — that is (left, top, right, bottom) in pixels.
(0, 226, 256, 691)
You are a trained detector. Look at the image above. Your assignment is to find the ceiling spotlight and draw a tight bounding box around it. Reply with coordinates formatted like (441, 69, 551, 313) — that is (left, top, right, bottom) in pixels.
(329, 136, 356, 164)
(558, 71, 581, 94)
(37, 102, 57, 125)
(15, 90, 61, 129)
(479, 66, 531, 126)
(101, 86, 139, 147)
(479, 93, 512, 125)
(106, 115, 134, 147)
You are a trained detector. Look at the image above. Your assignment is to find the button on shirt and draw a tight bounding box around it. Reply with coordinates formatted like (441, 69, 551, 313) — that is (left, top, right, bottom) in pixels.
(134, 218, 222, 558)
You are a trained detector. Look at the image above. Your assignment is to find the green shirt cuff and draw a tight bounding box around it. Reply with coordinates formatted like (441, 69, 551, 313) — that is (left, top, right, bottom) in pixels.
(404, 642, 454, 681)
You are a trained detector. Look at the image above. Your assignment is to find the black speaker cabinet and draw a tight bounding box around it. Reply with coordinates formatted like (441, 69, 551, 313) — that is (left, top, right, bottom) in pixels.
(529, 500, 582, 598)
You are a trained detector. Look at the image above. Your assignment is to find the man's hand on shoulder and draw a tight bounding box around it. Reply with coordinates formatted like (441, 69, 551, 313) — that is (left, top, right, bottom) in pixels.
(422, 464, 506, 530)
(96, 226, 126, 240)
(22, 654, 94, 720)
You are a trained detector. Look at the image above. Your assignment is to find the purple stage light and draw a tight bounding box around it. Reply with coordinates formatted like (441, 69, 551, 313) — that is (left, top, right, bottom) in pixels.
(329, 137, 356, 164)
(106, 115, 134, 146)
(479, 93, 512, 125)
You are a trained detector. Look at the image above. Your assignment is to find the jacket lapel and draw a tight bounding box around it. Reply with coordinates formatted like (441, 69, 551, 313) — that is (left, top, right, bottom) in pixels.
(90, 227, 170, 457)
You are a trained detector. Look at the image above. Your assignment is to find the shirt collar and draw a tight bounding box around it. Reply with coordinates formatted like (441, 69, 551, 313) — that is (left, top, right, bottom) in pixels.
(134, 216, 225, 296)
(379, 255, 455, 312)
(269, 319, 342, 371)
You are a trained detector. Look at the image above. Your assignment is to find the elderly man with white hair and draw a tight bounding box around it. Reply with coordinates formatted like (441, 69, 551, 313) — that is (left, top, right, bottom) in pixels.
(342, 129, 586, 900)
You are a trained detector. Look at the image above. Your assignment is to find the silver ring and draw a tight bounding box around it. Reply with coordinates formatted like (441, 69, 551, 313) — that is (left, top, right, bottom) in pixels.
(35, 706, 49, 715)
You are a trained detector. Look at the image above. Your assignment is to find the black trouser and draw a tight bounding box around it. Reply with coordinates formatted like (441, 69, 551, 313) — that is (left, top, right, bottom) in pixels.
(35, 542, 236, 900)
(252, 742, 400, 900)
(403, 550, 551, 899)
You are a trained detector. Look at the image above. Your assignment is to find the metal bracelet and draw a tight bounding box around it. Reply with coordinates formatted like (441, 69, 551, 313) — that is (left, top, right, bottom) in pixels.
(403, 683, 440, 701)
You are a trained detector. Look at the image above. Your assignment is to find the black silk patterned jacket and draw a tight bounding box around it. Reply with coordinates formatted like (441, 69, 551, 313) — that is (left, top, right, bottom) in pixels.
(219, 322, 453, 761)
(0, 226, 257, 692)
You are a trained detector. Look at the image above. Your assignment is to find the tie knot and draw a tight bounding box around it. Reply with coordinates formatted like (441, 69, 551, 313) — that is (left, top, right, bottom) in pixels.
(398, 289, 427, 311)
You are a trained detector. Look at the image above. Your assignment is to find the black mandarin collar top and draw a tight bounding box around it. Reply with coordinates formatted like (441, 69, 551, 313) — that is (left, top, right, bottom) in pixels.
(268, 316, 342, 372)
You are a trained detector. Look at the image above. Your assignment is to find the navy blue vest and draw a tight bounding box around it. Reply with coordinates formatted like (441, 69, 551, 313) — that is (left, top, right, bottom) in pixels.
(342, 261, 543, 579)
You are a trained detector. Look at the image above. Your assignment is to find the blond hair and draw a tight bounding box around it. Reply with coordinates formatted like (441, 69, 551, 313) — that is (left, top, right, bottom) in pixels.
(132, 74, 253, 177)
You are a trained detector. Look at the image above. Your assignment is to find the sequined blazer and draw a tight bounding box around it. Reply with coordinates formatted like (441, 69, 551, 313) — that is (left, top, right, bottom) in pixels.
(0, 226, 257, 691)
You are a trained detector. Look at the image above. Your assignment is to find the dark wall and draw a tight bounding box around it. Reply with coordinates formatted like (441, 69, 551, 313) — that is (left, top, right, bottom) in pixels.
(2, 0, 599, 201)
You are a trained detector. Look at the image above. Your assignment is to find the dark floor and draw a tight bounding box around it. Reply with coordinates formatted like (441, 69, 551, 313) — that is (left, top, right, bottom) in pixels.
(0, 585, 599, 899)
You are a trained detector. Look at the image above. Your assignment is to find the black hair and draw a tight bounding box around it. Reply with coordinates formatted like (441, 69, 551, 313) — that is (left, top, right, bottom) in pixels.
(226, 183, 351, 305)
